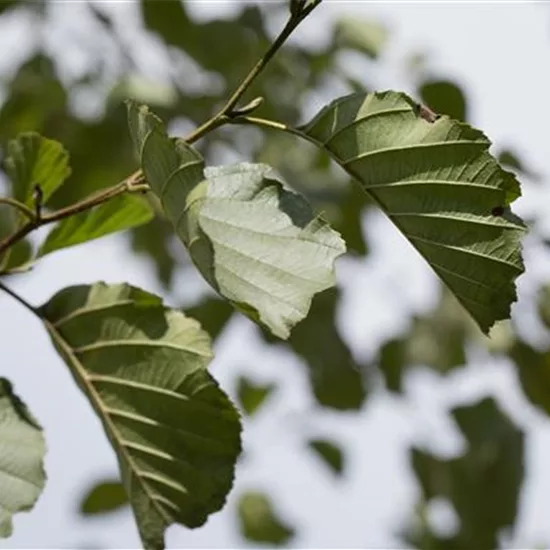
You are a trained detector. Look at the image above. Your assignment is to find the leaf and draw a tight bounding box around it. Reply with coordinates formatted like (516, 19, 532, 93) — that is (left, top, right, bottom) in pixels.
(185, 297, 234, 342)
(38, 282, 241, 550)
(406, 289, 469, 373)
(334, 17, 388, 59)
(237, 491, 295, 545)
(38, 194, 154, 257)
(410, 397, 524, 550)
(333, 184, 370, 257)
(510, 340, 550, 416)
(127, 101, 346, 339)
(307, 438, 344, 475)
(538, 284, 550, 330)
(419, 79, 468, 121)
(378, 337, 407, 393)
(79, 478, 128, 516)
(256, 288, 365, 407)
(287, 288, 366, 410)
(377, 288, 471, 393)
(0, 205, 33, 273)
(4, 132, 71, 207)
(0, 0, 19, 14)
(0, 378, 46, 538)
(236, 376, 275, 417)
(261, 287, 367, 410)
(302, 91, 526, 334)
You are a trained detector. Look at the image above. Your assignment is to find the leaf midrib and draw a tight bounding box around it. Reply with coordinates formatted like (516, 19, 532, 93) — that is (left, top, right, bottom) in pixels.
(41, 318, 172, 526)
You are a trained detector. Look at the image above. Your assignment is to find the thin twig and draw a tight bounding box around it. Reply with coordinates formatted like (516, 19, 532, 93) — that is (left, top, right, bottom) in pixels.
(0, 170, 147, 256)
(184, 1, 322, 144)
(0, 197, 35, 221)
(0, 281, 37, 315)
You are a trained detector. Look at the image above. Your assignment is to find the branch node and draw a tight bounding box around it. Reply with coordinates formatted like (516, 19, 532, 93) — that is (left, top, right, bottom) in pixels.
(33, 184, 43, 222)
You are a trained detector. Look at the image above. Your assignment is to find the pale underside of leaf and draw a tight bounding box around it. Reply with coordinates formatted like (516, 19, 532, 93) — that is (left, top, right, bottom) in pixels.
(302, 91, 526, 333)
(39, 282, 241, 550)
(127, 101, 346, 339)
(0, 378, 46, 538)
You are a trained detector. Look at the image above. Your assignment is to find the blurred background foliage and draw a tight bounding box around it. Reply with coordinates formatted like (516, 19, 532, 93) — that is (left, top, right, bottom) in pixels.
(0, 1, 548, 548)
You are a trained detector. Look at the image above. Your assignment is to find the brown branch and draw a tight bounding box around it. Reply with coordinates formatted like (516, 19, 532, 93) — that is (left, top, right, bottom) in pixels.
(0, 170, 147, 256)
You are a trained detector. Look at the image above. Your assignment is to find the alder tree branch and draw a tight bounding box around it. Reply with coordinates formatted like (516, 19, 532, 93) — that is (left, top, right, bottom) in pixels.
(0, 1, 322, 258)
(0, 171, 148, 256)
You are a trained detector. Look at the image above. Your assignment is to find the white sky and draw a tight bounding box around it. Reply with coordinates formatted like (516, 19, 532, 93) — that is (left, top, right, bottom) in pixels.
(1, 1, 550, 549)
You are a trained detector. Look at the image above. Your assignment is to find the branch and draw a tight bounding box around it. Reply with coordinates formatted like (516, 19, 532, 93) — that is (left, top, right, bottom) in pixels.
(0, 170, 147, 256)
(0, 197, 35, 221)
(0, 281, 37, 316)
(0, 1, 322, 257)
(184, 0, 322, 144)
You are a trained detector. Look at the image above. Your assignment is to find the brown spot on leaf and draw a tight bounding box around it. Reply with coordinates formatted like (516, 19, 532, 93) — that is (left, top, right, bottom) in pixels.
(491, 206, 505, 216)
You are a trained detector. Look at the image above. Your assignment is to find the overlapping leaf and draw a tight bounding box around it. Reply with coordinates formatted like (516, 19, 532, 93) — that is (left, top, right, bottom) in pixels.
(0, 378, 46, 537)
(260, 287, 367, 410)
(39, 282, 241, 550)
(4, 132, 70, 207)
(127, 101, 345, 339)
(302, 91, 526, 333)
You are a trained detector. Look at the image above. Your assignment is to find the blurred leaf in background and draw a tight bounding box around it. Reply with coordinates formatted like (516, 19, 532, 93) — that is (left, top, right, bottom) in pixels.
(307, 438, 345, 476)
(0, 1, 544, 548)
(237, 376, 276, 417)
(406, 398, 524, 550)
(237, 491, 295, 545)
(79, 479, 128, 516)
(418, 78, 468, 121)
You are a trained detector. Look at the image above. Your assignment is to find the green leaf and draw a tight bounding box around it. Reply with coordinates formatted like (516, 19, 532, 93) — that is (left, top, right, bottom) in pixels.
(378, 337, 407, 393)
(0, 378, 46, 538)
(333, 184, 370, 257)
(4, 132, 71, 207)
(38, 282, 241, 550)
(185, 297, 234, 342)
(79, 479, 128, 516)
(0, 205, 33, 273)
(410, 397, 524, 550)
(537, 284, 550, 330)
(0, 1, 19, 14)
(236, 376, 275, 417)
(38, 194, 153, 258)
(510, 340, 550, 416)
(127, 101, 346, 339)
(334, 17, 388, 59)
(307, 438, 344, 475)
(289, 288, 366, 410)
(237, 491, 295, 545)
(407, 289, 470, 372)
(419, 79, 468, 121)
(302, 91, 526, 334)
(262, 288, 367, 410)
